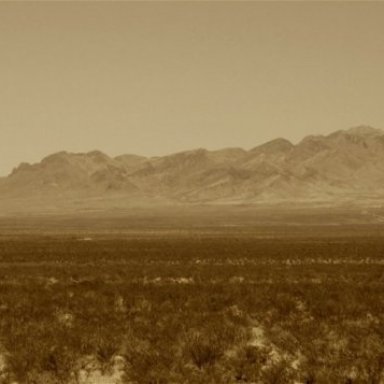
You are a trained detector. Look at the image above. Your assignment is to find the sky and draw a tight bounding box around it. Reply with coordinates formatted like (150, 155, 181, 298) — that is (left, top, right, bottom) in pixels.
(1, 2, 384, 176)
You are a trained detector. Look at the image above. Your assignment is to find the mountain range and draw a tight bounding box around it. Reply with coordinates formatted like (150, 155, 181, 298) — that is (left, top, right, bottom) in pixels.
(2, 125, 384, 212)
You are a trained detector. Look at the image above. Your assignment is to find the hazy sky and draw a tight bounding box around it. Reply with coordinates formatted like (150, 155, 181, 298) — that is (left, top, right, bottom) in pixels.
(1, 2, 384, 176)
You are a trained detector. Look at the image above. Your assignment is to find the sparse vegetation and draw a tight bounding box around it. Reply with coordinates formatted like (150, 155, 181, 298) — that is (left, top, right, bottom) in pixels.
(0, 225, 382, 383)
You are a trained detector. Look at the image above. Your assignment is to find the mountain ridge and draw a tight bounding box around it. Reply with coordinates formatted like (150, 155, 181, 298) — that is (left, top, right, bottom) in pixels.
(2, 125, 384, 211)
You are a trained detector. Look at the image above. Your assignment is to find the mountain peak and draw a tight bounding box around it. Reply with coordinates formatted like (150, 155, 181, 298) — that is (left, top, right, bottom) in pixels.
(345, 125, 383, 136)
(41, 151, 71, 165)
(252, 138, 293, 153)
(86, 150, 110, 162)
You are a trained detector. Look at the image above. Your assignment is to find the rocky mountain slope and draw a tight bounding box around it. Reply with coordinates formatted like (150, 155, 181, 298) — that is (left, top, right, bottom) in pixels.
(2, 125, 384, 210)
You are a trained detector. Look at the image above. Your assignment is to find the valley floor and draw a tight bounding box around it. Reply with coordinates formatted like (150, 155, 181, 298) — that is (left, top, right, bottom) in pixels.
(0, 215, 383, 383)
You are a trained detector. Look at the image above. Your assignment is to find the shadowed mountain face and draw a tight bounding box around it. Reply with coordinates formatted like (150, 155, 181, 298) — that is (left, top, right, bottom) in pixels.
(2, 126, 384, 210)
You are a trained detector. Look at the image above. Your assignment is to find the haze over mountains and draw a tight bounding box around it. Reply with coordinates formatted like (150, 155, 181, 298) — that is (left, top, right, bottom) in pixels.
(2, 126, 384, 213)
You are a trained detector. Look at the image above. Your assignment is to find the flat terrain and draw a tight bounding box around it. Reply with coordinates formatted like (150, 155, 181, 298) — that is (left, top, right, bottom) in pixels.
(0, 212, 383, 383)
